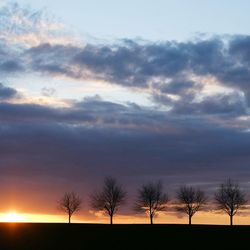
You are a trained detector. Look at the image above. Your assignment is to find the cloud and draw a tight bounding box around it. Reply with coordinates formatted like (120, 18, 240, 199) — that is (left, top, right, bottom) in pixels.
(41, 87, 56, 97)
(0, 59, 23, 73)
(153, 78, 201, 95)
(0, 94, 178, 131)
(0, 89, 249, 176)
(1, 2, 250, 117)
(25, 38, 225, 88)
(154, 91, 247, 116)
(0, 83, 18, 100)
(25, 41, 193, 87)
(0, 41, 23, 75)
(15, 36, 249, 116)
(0, 1, 72, 47)
(1, 95, 250, 191)
(26, 43, 82, 78)
(0, 38, 249, 124)
(229, 35, 250, 67)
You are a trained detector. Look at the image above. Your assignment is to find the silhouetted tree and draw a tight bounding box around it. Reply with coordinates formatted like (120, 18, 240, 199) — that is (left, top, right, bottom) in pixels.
(176, 185, 207, 225)
(90, 177, 126, 224)
(134, 181, 169, 224)
(215, 179, 247, 226)
(59, 192, 82, 224)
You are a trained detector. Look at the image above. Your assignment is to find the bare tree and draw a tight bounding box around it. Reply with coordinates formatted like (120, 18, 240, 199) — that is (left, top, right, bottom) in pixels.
(134, 181, 169, 224)
(90, 177, 126, 224)
(176, 185, 207, 225)
(215, 179, 247, 226)
(59, 192, 82, 224)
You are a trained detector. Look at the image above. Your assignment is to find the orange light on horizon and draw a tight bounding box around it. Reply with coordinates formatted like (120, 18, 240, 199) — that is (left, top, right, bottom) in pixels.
(0, 213, 65, 223)
(0, 212, 26, 222)
(0, 211, 249, 225)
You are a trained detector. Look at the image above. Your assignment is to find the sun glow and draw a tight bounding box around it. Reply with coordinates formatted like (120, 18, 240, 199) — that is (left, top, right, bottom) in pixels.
(0, 212, 25, 223)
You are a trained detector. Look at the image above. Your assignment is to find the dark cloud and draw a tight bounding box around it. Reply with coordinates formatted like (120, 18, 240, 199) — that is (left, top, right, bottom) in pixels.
(26, 41, 193, 87)
(1, 16, 250, 116)
(0, 60, 23, 72)
(23, 38, 225, 88)
(0, 92, 249, 179)
(15, 36, 249, 115)
(0, 42, 23, 74)
(27, 43, 81, 78)
(0, 83, 18, 100)
(0, 95, 177, 130)
(1, 97, 250, 199)
(154, 79, 200, 95)
(186, 38, 225, 75)
(229, 35, 250, 66)
(0, 102, 96, 124)
(154, 91, 247, 116)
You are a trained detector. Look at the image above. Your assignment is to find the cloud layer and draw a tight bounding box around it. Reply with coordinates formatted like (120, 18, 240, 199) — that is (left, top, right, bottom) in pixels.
(1, 34, 250, 116)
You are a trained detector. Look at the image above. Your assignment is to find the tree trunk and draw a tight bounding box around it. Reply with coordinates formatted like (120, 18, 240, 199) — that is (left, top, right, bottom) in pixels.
(150, 214, 153, 225)
(230, 215, 233, 226)
(110, 214, 113, 225)
(68, 213, 71, 224)
(189, 215, 192, 225)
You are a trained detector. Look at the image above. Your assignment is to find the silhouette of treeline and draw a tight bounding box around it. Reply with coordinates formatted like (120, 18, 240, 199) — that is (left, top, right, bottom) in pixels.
(59, 178, 247, 226)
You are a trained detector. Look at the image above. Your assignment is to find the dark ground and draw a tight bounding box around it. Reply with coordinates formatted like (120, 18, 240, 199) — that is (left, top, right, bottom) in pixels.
(0, 223, 249, 250)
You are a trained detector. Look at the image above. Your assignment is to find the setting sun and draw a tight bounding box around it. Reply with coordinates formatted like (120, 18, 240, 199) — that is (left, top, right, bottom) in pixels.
(1, 212, 25, 223)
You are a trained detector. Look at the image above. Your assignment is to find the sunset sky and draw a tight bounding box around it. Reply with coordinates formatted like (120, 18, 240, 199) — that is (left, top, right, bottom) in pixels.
(1, 0, 250, 224)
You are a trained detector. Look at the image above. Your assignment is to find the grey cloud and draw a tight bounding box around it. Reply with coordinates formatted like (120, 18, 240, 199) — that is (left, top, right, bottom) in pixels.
(153, 78, 201, 95)
(0, 95, 176, 130)
(1, 100, 250, 190)
(0, 21, 250, 116)
(1, 2, 250, 117)
(25, 39, 225, 87)
(0, 83, 18, 100)
(0, 60, 23, 72)
(174, 92, 246, 115)
(186, 38, 225, 75)
(22, 36, 250, 115)
(229, 35, 250, 66)
(41, 87, 56, 97)
(0, 102, 96, 124)
(154, 91, 247, 116)
(27, 43, 81, 77)
(0, 42, 23, 74)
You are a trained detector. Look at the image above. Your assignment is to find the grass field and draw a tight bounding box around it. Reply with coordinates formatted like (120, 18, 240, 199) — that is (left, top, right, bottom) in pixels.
(0, 223, 249, 249)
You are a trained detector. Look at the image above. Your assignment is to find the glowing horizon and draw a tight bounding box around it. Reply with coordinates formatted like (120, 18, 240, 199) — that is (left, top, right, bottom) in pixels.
(0, 211, 249, 225)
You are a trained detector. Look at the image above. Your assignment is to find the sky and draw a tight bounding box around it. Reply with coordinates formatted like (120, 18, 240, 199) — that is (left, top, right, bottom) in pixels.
(1, 0, 250, 224)
(16, 0, 250, 41)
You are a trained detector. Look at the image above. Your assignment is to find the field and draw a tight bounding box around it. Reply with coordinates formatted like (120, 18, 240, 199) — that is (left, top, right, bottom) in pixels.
(0, 223, 249, 249)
